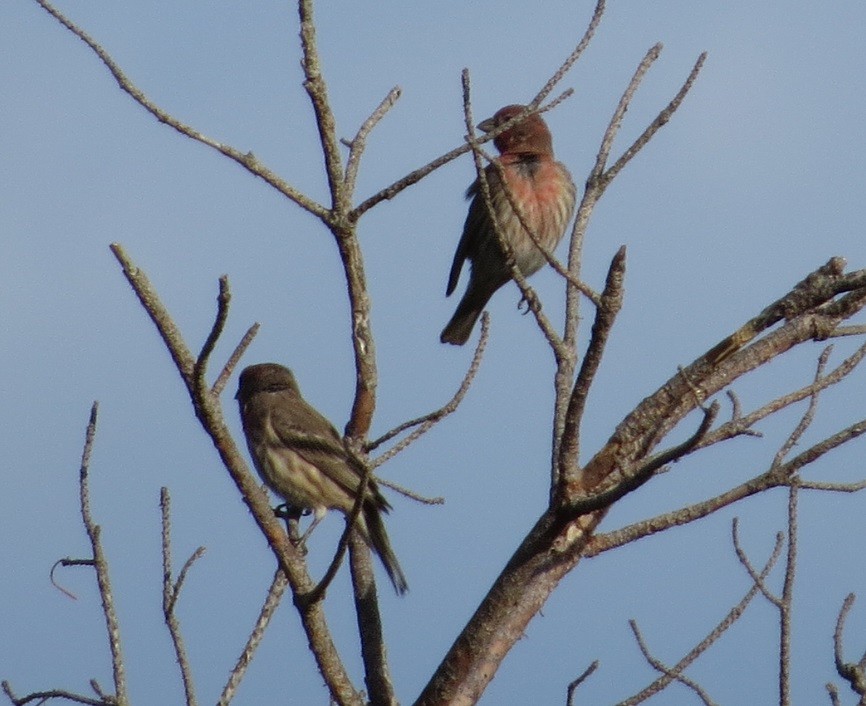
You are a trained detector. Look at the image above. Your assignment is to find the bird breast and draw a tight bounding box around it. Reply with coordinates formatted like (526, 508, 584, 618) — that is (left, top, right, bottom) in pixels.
(496, 158, 575, 276)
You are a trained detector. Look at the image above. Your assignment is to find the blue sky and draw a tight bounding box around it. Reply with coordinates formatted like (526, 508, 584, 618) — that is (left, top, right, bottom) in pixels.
(2, 1, 866, 704)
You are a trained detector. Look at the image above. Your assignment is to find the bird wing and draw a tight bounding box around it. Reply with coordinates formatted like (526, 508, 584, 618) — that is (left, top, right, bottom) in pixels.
(268, 397, 370, 499)
(445, 177, 491, 296)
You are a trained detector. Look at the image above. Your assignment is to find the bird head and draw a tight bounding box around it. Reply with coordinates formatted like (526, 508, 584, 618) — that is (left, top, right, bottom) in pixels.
(477, 104, 554, 157)
(236, 363, 300, 401)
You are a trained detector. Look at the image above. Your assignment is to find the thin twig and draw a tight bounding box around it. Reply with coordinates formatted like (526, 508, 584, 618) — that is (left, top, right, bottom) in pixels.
(566, 401, 717, 518)
(616, 525, 783, 706)
(351, 0, 600, 220)
(777, 417, 866, 478)
(212, 322, 260, 396)
(32, 0, 329, 222)
(778, 482, 799, 705)
(557, 246, 626, 493)
(798, 479, 866, 492)
(217, 570, 288, 706)
(565, 660, 600, 706)
(588, 467, 866, 558)
(376, 477, 445, 505)
(111, 243, 196, 389)
(591, 44, 663, 182)
(603, 51, 707, 186)
(628, 620, 719, 706)
(368, 314, 489, 463)
(161, 488, 202, 706)
(78, 403, 128, 705)
(298, 0, 345, 211)
(731, 518, 781, 607)
(699, 339, 866, 450)
(344, 87, 402, 198)
(1, 683, 108, 706)
(833, 594, 866, 700)
(194, 276, 230, 394)
(533, 0, 606, 107)
(772, 347, 831, 468)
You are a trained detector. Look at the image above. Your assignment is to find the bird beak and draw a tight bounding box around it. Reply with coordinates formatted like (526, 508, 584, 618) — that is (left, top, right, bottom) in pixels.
(477, 116, 496, 133)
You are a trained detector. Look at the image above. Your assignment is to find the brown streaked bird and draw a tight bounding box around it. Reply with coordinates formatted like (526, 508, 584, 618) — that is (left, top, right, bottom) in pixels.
(441, 104, 577, 345)
(235, 363, 408, 595)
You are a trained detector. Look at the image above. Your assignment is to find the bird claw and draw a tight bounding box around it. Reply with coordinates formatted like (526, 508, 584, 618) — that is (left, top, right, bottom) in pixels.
(273, 503, 308, 521)
(518, 295, 531, 315)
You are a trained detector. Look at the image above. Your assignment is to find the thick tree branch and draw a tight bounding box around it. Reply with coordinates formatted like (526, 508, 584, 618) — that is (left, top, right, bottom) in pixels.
(349, 536, 397, 706)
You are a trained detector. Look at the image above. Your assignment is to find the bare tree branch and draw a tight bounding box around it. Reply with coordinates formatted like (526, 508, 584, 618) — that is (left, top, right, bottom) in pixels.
(555, 44, 706, 485)
(591, 43, 663, 182)
(212, 322, 260, 397)
(194, 276, 230, 393)
(217, 570, 288, 706)
(563, 401, 718, 518)
(344, 87, 402, 197)
(697, 339, 866, 451)
(78, 403, 128, 705)
(565, 660, 599, 706)
(368, 314, 489, 464)
(352, 0, 603, 220)
(31, 0, 330, 222)
(111, 246, 364, 706)
(111, 243, 196, 389)
(1, 682, 108, 706)
(626, 620, 719, 706)
(160, 488, 204, 706)
(3, 405, 126, 706)
(616, 524, 783, 705)
(297, 0, 345, 211)
(833, 594, 866, 702)
(731, 519, 782, 607)
(349, 535, 397, 706)
(556, 246, 626, 492)
(603, 51, 707, 186)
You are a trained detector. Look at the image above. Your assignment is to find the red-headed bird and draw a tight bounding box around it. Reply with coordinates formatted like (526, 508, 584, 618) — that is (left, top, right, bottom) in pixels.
(236, 363, 408, 595)
(440, 105, 576, 345)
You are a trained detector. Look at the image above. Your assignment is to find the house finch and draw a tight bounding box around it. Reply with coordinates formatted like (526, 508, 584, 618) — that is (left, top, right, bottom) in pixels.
(236, 363, 408, 595)
(441, 104, 577, 345)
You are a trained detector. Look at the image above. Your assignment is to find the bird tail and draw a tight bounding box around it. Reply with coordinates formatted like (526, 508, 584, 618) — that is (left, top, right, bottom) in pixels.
(364, 505, 409, 595)
(440, 286, 487, 346)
